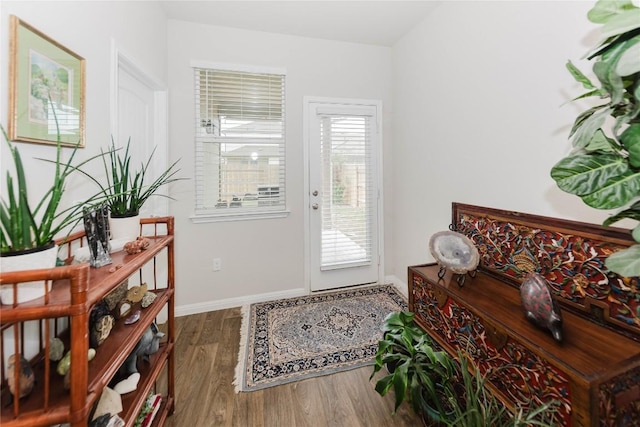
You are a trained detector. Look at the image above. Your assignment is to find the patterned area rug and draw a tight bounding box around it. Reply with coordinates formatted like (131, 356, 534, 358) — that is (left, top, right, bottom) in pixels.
(233, 284, 407, 392)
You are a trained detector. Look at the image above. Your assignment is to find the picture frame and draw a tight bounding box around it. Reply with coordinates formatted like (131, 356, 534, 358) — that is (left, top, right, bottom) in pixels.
(8, 15, 85, 147)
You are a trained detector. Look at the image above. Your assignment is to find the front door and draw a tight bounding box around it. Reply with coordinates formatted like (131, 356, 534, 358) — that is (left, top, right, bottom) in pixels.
(306, 98, 382, 291)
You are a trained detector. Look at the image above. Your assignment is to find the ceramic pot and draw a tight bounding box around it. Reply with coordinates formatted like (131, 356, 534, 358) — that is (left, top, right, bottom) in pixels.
(109, 213, 141, 242)
(0, 242, 58, 304)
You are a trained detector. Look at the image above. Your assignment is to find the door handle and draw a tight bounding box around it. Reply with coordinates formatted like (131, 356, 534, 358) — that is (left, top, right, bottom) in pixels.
(312, 203, 319, 210)
(312, 190, 318, 196)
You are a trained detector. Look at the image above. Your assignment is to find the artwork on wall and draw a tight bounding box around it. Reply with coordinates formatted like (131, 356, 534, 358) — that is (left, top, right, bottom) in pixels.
(8, 15, 85, 147)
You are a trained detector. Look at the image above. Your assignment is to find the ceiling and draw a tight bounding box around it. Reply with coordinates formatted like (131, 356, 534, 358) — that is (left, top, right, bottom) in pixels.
(160, 1, 441, 46)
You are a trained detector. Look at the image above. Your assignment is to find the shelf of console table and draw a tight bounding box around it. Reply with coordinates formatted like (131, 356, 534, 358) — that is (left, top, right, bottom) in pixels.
(409, 263, 640, 427)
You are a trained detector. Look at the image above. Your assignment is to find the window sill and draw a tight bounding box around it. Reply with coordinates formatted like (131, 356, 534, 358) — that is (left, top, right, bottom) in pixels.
(190, 210, 290, 223)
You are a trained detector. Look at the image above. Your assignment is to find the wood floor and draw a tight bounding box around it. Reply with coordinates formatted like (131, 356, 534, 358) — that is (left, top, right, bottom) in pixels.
(165, 307, 421, 427)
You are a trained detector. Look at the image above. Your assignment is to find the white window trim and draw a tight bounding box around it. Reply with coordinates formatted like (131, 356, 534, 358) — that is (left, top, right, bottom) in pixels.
(190, 61, 288, 223)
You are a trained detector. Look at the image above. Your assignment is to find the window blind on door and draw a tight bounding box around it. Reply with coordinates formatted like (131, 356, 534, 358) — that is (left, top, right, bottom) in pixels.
(193, 67, 286, 216)
(318, 113, 373, 269)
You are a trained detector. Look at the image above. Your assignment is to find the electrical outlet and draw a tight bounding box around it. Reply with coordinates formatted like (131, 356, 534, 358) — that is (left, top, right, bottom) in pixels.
(213, 258, 222, 272)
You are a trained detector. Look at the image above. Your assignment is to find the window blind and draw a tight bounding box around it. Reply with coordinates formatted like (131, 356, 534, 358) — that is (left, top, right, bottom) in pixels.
(318, 114, 373, 268)
(194, 67, 286, 216)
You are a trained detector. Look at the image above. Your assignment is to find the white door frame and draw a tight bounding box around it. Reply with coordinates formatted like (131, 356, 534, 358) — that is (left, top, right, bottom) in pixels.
(110, 41, 169, 215)
(303, 96, 384, 293)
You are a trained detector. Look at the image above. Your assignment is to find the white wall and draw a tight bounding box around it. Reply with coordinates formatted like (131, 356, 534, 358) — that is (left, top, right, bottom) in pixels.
(0, 1, 168, 226)
(167, 20, 393, 312)
(390, 1, 613, 284)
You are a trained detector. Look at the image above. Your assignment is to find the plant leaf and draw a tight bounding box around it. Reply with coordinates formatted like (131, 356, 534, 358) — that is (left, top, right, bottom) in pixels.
(601, 8, 640, 39)
(585, 129, 617, 152)
(616, 36, 640, 75)
(581, 169, 640, 209)
(605, 244, 640, 276)
(566, 60, 596, 90)
(570, 107, 612, 148)
(602, 200, 640, 226)
(550, 153, 629, 196)
(621, 124, 640, 167)
(587, 0, 636, 24)
(633, 223, 640, 242)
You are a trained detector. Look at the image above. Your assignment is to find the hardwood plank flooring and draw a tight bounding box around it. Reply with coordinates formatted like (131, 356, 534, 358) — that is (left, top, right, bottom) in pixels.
(165, 307, 421, 427)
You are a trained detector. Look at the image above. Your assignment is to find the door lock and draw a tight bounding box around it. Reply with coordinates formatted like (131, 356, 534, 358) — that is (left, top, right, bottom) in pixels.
(312, 190, 318, 196)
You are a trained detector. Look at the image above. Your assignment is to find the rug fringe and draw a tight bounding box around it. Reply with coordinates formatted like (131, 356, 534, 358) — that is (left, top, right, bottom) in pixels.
(233, 304, 251, 393)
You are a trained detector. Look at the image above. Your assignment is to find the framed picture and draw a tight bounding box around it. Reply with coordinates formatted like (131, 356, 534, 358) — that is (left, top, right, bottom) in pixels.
(8, 15, 85, 147)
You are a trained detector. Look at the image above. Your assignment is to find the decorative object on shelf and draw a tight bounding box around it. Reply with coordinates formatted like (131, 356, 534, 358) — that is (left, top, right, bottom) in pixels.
(72, 138, 184, 239)
(92, 387, 123, 423)
(141, 291, 157, 308)
(123, 236, 150, 255)
(126, 283, 147, 303)
(119, 321, 165, 380)
(89, 413, 111, 427)
(113, 372, 140, 395)
(57, 348, 96, 377)
(550, 0, 640, 277)
(124, 310, 141, 325)
(115, 300, 133, 320)
(104, 281, 128, 311)
(8, 15, 85, 147)
(83, 204, 112, 268)
(7, 354, 35, 399)
(90, 301, 115, 347)
(429, 229, 479, 287)
(520, 272, 563, 342)
(64, 350, 96, 390)
(49, 337, 65, 361)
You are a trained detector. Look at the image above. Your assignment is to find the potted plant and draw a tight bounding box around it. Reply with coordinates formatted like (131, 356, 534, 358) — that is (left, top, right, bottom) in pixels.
(370, 311, 456, 424)
(76, 138, 183, 241)
(0, 125, 99, 304)
(550, 0, 640, 277)
(371, 311, 558, 426)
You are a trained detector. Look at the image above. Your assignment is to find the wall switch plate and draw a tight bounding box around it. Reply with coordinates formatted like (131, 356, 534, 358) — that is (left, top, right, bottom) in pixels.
(213, 258, 221, 271)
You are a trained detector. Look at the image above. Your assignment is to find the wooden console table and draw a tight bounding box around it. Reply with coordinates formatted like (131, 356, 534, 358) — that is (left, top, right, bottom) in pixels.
(408, 203, 640, 427)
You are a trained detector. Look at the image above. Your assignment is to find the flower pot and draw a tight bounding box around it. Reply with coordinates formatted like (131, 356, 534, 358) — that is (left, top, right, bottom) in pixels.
(109, 214, 141, 242)
(0, 242, 58, 304)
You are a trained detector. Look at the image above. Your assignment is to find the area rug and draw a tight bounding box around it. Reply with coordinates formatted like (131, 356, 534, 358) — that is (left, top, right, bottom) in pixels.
(233, 284, 407, 392)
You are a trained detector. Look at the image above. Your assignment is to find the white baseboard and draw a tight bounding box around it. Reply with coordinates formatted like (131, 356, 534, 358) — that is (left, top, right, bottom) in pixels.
(385, 274, 407, 299)
(176, 277, 408, 317)
(175, 287, 307, 317)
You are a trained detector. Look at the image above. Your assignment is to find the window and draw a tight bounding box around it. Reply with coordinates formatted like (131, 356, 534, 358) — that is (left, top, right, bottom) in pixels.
(193, 64, 286, 221)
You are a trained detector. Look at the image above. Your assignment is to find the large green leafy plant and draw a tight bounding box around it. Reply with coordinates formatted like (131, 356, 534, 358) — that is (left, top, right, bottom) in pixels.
(551, 0, 640, 277)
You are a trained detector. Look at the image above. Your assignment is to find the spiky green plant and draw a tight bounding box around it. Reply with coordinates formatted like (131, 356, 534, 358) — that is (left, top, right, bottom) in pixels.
(550, 0, 640, 276)
(0, 125, 100, 253)
(75, 138, 184, 218)
(442, 351, 558, 427)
